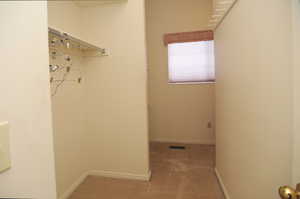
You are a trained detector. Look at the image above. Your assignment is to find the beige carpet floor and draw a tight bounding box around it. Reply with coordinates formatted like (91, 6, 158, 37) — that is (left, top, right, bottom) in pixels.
(69, 142, 225, 199)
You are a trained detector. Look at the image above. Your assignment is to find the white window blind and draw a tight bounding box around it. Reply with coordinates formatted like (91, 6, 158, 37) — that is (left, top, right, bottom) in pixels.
(168, 41, 215, 83)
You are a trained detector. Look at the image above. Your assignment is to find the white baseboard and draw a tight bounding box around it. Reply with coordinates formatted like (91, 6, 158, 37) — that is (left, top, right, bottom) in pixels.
(58, 170, 151, 199)
(58, 171, 89, 199)
(214, 168, 230, 199)
(151, 138, 215, 145)
(89, 170, 152, 181)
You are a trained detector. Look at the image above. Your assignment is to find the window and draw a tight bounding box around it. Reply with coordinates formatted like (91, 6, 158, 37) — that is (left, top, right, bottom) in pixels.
(168, 40, 215, 84)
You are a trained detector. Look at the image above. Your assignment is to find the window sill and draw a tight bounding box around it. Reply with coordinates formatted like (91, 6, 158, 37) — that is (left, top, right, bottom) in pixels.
(168, 81, 215, 85)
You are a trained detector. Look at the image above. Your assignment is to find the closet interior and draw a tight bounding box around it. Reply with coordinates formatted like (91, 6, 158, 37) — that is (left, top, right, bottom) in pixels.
(47, 1, 150, 198)
(47, 0, 237, 198)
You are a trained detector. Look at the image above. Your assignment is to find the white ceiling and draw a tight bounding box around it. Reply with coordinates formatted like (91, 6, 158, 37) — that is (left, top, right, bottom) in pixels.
(73, 0, 128, 7)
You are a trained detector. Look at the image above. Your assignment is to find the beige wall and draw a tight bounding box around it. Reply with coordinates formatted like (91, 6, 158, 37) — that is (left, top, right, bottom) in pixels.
(0, 1, 57, 198)
(146, 0, 215, 144)
(215, 0, 293, 198)
(292, 0, 300, 185)
(48, 1, 150, 197)
(48, 2, 91, 198)
(81, 0, 150, 175)
(50, 50, 89, 197)
(48, 1, 83, 38)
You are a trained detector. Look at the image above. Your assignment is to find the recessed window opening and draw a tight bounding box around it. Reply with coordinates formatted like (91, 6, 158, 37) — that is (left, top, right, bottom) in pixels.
(168, 40, 215, 84)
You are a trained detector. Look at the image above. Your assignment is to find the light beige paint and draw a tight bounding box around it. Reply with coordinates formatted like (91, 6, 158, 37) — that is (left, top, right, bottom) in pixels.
(292, 0, 300, 186)
(146, 0, 215, 144)
(81, 0, 149, 175)
(48, 0, 149, 197)
(215, 0, 293, 198)
(48, 1, 83, 38)
(73, 0, 127, 7)
(48, 1, 92, 197)
(0, 1, 57, 198)
(50, 48, 89, 197)
(48, 2, 91, 197)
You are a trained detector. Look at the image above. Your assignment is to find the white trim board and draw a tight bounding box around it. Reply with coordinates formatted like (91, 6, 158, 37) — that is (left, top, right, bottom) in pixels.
(89, 170, 152, 181)
(58, 170, 151, 199)
(73, 0, 127, 7)
(58, 172, 89, 199)
(150, 139, 215, 145)
(214, 168, 231, 199)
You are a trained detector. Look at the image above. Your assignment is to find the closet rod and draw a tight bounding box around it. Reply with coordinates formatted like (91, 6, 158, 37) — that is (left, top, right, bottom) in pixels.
(48, 27, 106, 53)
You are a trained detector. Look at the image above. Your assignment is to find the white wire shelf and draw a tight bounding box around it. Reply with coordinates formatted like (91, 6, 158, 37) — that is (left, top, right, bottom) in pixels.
(48, 27, 107, 56)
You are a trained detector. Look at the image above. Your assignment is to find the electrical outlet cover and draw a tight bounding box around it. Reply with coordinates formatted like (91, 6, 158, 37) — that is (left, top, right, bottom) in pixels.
(0, 122, 11, 173)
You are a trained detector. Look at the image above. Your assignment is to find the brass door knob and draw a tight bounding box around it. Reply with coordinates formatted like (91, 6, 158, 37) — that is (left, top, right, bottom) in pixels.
(279, 186, 300, 199)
